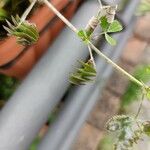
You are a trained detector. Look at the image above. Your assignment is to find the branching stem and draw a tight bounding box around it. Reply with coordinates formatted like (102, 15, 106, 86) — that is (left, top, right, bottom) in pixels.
(42, 0, 147, 89)
(88, 45, 96, 69)
(88, 41, 145, 88)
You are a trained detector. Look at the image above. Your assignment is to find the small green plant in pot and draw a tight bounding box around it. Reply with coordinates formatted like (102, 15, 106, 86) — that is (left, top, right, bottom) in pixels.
(1, 0, 150, 149)
(0, 0, 33, 39)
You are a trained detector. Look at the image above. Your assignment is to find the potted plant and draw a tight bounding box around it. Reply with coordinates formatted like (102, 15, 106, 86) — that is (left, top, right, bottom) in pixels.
(0, 0, 81, 79)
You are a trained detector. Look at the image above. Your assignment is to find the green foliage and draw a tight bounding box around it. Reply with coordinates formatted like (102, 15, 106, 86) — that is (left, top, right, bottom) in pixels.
(137, 0, 150, 15)
(100, 16, 110, 32)
(121, 65, 150, 109)
(107, 20, 123, 33)
(77, 29, 90, 44)
(99, 16, 123, 46)
(69, 60, 97, 85)
(4, 16, 39, 45)
(104, 33, 116, 46)
(0, 0, 32, 39)
(0, 74, 19, 101)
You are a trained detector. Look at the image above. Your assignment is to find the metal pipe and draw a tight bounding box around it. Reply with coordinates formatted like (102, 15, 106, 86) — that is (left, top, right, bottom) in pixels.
(0, 2, 99, 150)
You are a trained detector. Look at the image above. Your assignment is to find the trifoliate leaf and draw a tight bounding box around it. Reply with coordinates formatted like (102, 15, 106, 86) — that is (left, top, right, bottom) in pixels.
(3, 15, 39, 46)
(107, 20, 123, 33)
(69, 60, 97, 85)
(77, 29, 90, 44)
(105, 33, 116, 46)
(100, 16, 110, 32)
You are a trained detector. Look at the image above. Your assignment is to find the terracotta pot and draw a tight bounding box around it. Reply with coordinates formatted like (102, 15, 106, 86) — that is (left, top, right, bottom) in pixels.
(0, 0, 80, 79)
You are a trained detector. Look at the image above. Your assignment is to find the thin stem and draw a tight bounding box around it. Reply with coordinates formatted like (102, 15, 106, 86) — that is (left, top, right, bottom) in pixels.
(135, 92, 145, 119)
(19, 0, 37, 26)
(43, 0, 146, 89)
(88, 41, 144, 88)
(88, 45, 96, 69)
(98, 0, 103, 9)
(43, 0, 78, 33)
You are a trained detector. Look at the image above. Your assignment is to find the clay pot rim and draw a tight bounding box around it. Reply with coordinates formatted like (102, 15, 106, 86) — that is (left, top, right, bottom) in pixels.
(0, 0, 70, 66)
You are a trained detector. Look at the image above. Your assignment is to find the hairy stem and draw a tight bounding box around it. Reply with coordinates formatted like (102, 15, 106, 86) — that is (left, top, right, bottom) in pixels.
(43, 0, 146, 88)
(88, 41, 144, 88)
(43, 0, 78, 33)
(88, 45, 96, 69)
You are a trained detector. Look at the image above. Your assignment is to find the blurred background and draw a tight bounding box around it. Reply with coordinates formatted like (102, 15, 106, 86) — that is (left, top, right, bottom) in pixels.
(0, 0, 150, 150)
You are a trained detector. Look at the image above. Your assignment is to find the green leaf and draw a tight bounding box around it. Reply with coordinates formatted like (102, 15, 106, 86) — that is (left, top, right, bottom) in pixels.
(121, 65, 150, 109)
(100, 16, 110, 32)
(77, 29, 89, 44)
(105, 33, 116, 46)
(108, 20, 123, 33)
(137, 0, 150, 15)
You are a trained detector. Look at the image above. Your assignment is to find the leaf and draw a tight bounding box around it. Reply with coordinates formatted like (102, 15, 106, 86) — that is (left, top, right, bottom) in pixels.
(105, 33, 116, 46)
(107, 20, 123, 33)
(3, 16, 39, 46)
(100, 16, 110, 32)
(69, 60, 97, 85)
(77, 29, 89, 44)
(121, 65, 150, 109)
(137, 0, 150, 15)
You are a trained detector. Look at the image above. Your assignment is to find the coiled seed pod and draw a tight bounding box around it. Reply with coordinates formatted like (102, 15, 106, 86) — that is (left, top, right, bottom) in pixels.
(69, 60, 97, 85)
(106, 115, 133, 132)
(3, 15, 39, 46)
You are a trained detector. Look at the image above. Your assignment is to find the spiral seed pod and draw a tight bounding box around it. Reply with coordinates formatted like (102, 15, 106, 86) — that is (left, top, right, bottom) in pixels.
(106, 115, 133, 132)
(69, 60, 97, 85)
(3, 16, 39, 46)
